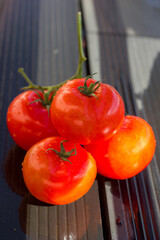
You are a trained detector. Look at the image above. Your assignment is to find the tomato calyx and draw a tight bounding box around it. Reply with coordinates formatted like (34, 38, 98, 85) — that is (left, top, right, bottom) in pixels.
(28, 89, 53, 112)
(18, 68, 59, 110)
(46, 140, 77, 163)
(78, 74, 100, 98)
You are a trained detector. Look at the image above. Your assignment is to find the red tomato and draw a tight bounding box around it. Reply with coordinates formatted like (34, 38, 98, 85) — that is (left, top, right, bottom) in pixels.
(50, 78, 125, 145)
(22, 136, 97, 205)
(84, 115, 156, 179)
(7, 90, 59, 151)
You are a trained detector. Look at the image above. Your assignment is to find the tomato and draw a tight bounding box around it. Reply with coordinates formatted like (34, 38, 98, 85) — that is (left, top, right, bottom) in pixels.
(50, 78, 125, 145)
(22, 136, 97, 205)
(7, 90, 59, 151)
(84, 115, 156, 179)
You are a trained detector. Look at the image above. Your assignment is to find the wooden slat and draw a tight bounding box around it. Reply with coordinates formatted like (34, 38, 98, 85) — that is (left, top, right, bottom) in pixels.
(82, 0, 160, 239)
(92, 0, 160, 37)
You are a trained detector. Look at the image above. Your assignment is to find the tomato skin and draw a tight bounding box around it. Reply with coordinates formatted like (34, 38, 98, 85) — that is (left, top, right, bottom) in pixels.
(84, 115, 156, 179)
(7, 91, 59, 151)
(22, 136, 97, 205)
(50, 78, 125, 145)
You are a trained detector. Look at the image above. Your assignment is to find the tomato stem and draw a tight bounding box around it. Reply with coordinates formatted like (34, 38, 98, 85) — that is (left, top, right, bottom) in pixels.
(70, 12, 87, 79)
(19, 12, 86, 91)
(46, 140, 77, 164)
(18, 12, 87, 108)
(18, 68, 40, 90)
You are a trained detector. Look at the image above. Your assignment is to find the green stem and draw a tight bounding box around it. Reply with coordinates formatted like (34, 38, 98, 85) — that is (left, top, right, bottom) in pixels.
(18, 67, 67, 92)
(19, 12, 86, 93)
(70, 11, 87, 79)
(18, 68, 40, 89)
(18, 11, 87, 111)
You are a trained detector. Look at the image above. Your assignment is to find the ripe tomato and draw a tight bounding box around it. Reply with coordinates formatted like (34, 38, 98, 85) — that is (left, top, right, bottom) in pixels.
(50, 78, 125, 145)
(7, 90, 59, 151)
(84, 115, 156, 179)
(22, 136, 97, 205)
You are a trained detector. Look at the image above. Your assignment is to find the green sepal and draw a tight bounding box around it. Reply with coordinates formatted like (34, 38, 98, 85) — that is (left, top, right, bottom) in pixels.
(46, 140, 77, 164)
(78, 73, 100, 98)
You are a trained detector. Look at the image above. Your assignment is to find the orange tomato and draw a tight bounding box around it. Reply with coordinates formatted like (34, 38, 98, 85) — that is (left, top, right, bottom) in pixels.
(84, 115, 156, 179)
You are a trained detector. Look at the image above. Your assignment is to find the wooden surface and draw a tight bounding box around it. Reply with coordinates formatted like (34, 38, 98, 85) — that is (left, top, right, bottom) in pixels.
(0, 0, 160, 239)
(0, 1, 103, 239)
(82, 0, 160, 239)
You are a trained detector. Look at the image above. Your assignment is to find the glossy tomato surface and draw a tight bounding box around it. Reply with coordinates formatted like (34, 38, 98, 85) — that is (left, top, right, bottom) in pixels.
(7, 90, 59, 151)
(85, 115, 156, 179)
(22, 136, 97, 205)
(50, 78, 125, 145)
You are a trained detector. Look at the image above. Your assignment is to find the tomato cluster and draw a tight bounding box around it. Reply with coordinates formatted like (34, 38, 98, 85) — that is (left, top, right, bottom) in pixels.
(6, 74, 156, 205)
(6, 12, 156, 205)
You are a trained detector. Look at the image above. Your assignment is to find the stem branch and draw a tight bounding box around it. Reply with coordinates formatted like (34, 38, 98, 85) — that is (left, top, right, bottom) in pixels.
(18, 12, 87, 107)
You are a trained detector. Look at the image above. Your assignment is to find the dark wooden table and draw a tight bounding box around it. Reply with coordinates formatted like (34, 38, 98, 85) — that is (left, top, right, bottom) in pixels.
(0, 0, 160, 239)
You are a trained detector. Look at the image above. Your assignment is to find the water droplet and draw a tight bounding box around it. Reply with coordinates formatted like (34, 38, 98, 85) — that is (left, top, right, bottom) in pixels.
(116, 217, 122, 226)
